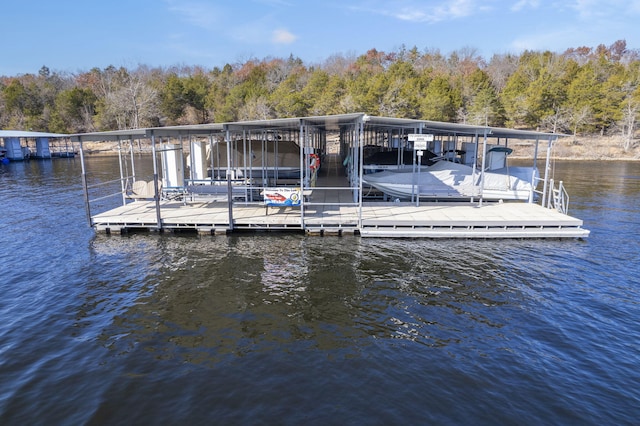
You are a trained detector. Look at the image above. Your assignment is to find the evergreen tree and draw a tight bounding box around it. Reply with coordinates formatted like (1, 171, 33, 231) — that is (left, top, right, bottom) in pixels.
(421, 75, 459, 122)
(160, 73, 186, 123)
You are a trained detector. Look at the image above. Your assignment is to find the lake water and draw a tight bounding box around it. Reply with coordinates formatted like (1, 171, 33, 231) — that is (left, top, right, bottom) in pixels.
(0, 158, 638, 425)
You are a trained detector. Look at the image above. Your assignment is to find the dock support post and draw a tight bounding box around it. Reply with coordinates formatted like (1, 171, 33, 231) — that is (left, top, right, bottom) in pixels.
(529, 137, 540, 204)
(299, 119, 306, 229)
(78, 136, 92, 227)
(225, 126, 234, 232)
(541, 136, 553, 208)
(478, 128, 489, 207)
(150, 132, 163, 231)
(356, 116, 367, 229)
(117, 136, 126, 204)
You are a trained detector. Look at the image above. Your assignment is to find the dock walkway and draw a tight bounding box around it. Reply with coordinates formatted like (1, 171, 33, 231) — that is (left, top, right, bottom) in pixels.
(92, 199, 588, 238)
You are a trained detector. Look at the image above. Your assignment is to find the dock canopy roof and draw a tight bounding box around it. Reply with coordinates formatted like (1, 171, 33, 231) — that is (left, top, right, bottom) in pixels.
(70, 113, 564, 142)
(1, 130, 68, 138)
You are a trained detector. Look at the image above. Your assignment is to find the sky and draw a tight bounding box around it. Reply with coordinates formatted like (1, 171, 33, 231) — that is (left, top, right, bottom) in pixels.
(2, 0, 640, 76)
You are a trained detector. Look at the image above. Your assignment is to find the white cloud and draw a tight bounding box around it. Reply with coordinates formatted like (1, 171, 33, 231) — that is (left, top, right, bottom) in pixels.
(569, 0, 602, 19)
(511, 0, 540, 12)
(508, 20, 630, 54)
(272, 29, 297, 44)
(510, 30, 566, 52)
(383, 0, 639, 23)
(568, 0, 640, 20)
(400, 0, 477, 22)
(254, 0, 293, 6)
(165, 0, 221, 29)
(353, 0, 485, 23)
(444, 0, 479, 18)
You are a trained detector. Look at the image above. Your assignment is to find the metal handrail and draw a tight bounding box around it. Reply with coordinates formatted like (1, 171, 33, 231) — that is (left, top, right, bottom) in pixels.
(88, 192, 126, 204)
(531, 175, 569, 214)
(86, 176, 128, 190)
(531, 175, 546, 204)
(552, 180, 570, 214)
(86, 177, 131, 205)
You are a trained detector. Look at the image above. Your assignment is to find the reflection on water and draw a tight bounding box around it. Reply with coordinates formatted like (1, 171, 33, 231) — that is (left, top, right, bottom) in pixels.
(85, 234, 600, 368)
(1, 158, 640, 424)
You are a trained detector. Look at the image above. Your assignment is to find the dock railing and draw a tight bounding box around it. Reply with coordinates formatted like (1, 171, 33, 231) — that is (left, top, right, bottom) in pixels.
(301, 185, 360, 228)
(549, 179, 569, 214)
(87, 177, 131, 205)
(183, 178, 259, 203)
(533, 176, 569, 214)
(82, 175, 139, 225)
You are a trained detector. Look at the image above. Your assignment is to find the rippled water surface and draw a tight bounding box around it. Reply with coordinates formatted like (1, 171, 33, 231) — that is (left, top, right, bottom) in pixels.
(1, 158, 639, 425)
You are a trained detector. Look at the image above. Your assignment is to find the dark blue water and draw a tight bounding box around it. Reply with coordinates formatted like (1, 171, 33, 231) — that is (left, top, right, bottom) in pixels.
(1, 158, 638, 425)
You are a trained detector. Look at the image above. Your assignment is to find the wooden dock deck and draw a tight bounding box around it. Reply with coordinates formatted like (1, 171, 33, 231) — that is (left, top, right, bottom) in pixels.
(91, 200, 589, 238)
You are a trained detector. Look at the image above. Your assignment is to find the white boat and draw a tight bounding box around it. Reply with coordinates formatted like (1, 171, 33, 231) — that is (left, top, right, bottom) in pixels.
(362, 160, 539, 201)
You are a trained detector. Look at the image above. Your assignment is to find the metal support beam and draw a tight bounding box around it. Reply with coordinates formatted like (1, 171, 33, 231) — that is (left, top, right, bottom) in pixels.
(150, 132, 163, 231)
(78, 136, 92, 227)
(299, 119, 309, 229)
(225, 126, 234, 231)
(117, 136, 126, 204)
(478, 128, 491, 206)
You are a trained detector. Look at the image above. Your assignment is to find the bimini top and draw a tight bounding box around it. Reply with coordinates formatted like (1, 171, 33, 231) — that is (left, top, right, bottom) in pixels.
(70, 113, 565, 142)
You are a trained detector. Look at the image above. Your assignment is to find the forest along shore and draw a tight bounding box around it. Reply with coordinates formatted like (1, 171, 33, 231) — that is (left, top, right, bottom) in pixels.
(80, 134, 639, 161)
(511, 135, 639, 160)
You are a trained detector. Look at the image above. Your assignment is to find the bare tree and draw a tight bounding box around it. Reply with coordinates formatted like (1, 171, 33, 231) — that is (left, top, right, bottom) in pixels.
(239, 96, 273, 121)
(540, 104, 571, 133)
(486, 54, 519, 92)
(619, 85, 639, 151)
(414, 47, 448, 75)
(102, 66, 159, 129)
(321, 52, 357, 77)
(448, 46, 485, 78)
(339, 94, 357, 114)
(569, 105, 594, 141)
(265, 60, 289, 92)
(456, 107, 469, 124)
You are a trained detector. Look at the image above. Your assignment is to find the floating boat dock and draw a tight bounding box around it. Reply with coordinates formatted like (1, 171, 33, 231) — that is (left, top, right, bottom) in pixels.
(0, 130, 73, 161)
(73, 114, 590, 239)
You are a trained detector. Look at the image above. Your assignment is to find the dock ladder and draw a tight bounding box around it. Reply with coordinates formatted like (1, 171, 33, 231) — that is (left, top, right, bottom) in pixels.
(533, 176, 570, 214)
(549, 178, 569, 214)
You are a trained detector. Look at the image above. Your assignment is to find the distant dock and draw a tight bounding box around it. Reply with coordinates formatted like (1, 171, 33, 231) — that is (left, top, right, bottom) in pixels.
(0, 130, 72, 161)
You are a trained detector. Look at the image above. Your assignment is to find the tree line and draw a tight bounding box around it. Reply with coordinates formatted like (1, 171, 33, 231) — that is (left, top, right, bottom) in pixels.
(1, 39, 639, 150)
